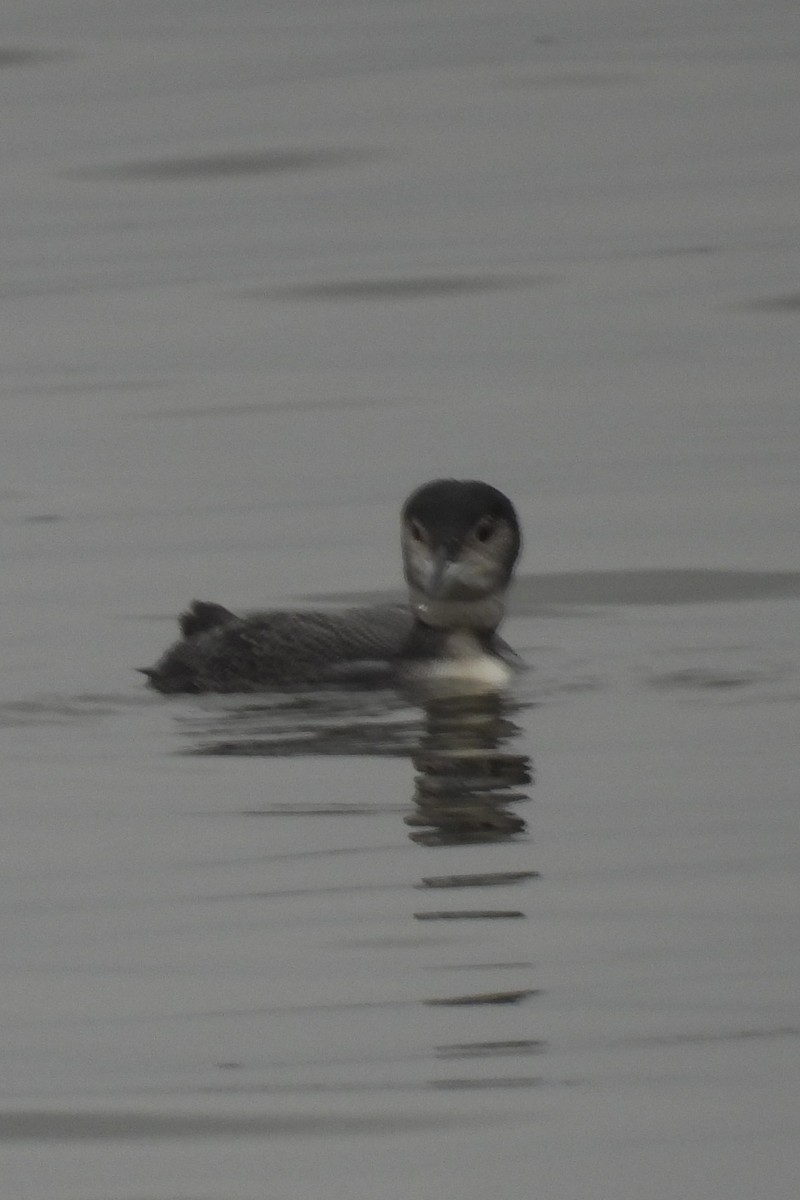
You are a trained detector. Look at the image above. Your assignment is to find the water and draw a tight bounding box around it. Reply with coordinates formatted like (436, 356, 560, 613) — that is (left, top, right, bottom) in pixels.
(1, 2, 798, 1197)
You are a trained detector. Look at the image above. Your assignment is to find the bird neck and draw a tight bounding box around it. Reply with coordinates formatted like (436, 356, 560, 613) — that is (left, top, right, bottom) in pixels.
(407, 588, 506, 634)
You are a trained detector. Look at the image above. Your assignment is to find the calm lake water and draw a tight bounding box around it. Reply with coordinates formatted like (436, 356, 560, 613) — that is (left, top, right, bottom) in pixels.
(1, 2, 798, 1198)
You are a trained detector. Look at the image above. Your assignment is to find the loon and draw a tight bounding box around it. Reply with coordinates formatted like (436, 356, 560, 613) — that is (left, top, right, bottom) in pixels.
(142, 479, 522, 693)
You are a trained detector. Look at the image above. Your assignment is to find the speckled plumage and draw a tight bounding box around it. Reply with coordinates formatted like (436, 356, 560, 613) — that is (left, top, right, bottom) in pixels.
(143, 603, 414, 692)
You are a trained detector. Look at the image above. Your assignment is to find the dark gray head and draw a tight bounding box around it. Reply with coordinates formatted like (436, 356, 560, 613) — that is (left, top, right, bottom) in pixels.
(401, 479, 521, 631)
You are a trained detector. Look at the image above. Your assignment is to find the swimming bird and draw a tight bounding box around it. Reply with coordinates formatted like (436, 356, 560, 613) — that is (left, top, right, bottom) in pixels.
(142, 479, 522, 693)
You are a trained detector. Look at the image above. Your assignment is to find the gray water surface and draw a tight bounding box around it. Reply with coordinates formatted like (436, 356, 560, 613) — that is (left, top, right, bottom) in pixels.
(1, 2, 798, 1198)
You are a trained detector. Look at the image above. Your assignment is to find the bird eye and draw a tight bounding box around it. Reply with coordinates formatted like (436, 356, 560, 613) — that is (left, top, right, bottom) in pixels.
(474, 518, 495, 543)
(409, 519, 425, 542)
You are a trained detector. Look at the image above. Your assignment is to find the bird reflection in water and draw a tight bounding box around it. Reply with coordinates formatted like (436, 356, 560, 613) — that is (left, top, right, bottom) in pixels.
(407, 687, 540, 1077)
(173, 682, 540, 1079)
(405, 689, 532, 845)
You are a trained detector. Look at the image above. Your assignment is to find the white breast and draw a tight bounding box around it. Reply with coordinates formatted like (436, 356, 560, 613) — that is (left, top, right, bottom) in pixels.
(421, 652, 513, 689)
(408, 627, 514, 690)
